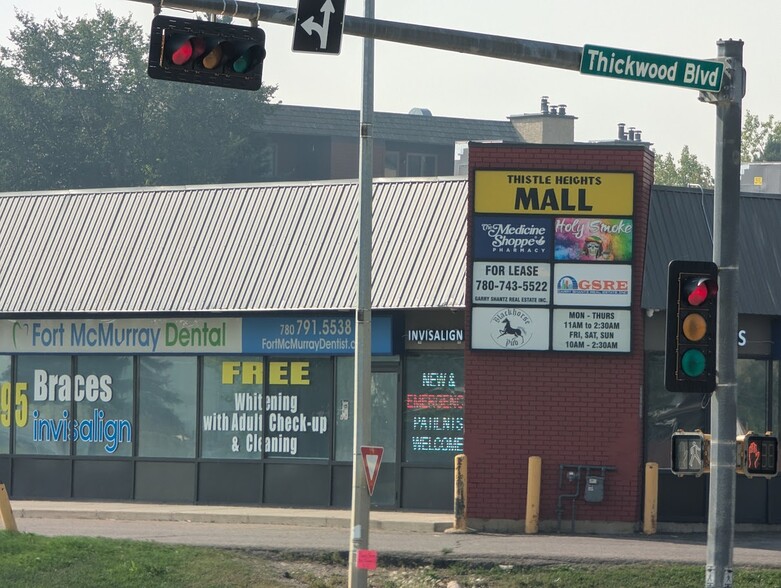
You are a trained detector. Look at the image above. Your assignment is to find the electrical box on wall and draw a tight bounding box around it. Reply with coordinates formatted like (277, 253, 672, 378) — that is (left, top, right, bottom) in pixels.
(584, 476, 605, 503)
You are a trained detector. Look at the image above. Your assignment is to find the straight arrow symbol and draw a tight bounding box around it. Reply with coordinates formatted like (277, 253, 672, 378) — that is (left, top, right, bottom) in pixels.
(301, 0, 335, 50)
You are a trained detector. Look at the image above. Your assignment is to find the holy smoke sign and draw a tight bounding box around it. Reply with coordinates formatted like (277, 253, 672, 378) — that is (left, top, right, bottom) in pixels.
(580, 44, 724, 92)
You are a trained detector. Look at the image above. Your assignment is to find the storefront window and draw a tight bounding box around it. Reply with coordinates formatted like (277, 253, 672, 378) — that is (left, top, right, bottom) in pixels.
(265, 357, 332, 459)
(75, 356, 133, 457)
(15, 355, 72, 456)
(201, 356, 264, 459)
(138, 356, 196, 458)
(403, 352, 464, 464)
(773, 360, 780, 438)
(737, 359, 769, 434)
(646, 353, 776, 467)
(0, 356, 12, 454)
(644, 352, 709, 467)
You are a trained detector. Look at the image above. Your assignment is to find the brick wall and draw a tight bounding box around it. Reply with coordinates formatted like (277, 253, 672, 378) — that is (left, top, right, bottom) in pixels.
(465, 142, 654, 527)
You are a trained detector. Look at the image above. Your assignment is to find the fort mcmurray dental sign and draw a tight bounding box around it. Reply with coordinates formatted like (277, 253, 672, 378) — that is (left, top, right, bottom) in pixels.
(5, 318, 241, 353)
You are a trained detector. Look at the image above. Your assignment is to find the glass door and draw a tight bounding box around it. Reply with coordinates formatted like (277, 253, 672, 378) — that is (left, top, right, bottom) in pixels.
(334, 358, 399, 506)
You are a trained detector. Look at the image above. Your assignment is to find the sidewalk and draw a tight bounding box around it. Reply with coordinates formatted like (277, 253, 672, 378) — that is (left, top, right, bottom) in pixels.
(10, 499, 452, 533)
(6, 500, 781, 568)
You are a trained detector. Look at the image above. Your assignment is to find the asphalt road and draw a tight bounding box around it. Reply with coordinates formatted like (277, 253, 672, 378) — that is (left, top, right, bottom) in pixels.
(12, 515, 781, 568)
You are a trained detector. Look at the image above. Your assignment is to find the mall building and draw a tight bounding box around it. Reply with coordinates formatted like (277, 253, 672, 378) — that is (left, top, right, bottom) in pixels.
(0, 141, 778, 531)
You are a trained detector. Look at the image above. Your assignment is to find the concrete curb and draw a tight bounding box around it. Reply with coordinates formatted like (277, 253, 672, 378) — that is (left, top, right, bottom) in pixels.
(10, 501, 452, 534)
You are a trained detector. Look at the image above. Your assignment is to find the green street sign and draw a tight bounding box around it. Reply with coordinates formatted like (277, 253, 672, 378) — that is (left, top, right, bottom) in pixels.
(580, 44, 724, 92)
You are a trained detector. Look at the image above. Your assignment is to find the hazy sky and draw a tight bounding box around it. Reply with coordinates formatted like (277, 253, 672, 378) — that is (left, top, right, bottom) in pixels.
(2, 1, 779, 170)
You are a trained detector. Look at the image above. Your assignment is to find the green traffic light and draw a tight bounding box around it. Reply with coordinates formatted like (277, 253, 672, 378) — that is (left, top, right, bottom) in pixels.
(681, 349, 706, 377)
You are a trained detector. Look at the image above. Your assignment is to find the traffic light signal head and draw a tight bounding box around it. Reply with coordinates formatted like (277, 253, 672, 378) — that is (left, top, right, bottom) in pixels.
(148, 15, 266, 91)
(665, 260, 718, 393)
(670, 429, 710, 476)
(737, 432, 778, 478)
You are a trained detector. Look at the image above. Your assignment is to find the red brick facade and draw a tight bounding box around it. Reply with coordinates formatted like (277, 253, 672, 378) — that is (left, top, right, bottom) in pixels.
(465, 142, 654, 529)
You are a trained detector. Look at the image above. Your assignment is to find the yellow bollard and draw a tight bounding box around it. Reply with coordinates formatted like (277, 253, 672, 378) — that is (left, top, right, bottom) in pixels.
(445, 454, 468, 533)
(643, 462, 658, 535)
(525, 456, 541, 534)
(0, 483, 18, 533)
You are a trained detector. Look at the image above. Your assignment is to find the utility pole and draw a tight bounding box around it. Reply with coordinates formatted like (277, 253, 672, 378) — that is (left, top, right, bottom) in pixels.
(704, 39, 743, 588)
(347, 0, 374, 585)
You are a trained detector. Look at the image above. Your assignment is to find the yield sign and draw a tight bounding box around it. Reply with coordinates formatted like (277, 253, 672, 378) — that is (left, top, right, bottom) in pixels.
(360, 446, 384, 496)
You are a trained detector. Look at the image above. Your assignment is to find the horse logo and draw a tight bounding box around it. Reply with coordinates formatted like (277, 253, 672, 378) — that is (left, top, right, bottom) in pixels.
(498, 318, 526, 339)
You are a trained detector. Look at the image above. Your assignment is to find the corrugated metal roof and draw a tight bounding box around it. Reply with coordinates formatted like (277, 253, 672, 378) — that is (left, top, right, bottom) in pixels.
(642, 186, 781, 314)
(261, 104, 520, 144)
(0, 178, 467, 315)
(4, 181, 781, 316)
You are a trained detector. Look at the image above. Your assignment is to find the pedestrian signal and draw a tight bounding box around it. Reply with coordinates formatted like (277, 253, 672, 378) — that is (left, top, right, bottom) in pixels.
(670, 429, 710, 476)
(737, 432, 778, 478)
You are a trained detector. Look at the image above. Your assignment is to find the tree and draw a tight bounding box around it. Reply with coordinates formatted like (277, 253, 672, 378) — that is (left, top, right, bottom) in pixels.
(0, 7, 276, 192)
(741, 111, 781, 163)
(654, 146, 714, 188)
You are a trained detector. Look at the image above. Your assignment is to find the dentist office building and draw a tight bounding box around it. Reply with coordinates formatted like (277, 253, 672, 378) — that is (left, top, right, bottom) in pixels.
(1, 132, 780, 532)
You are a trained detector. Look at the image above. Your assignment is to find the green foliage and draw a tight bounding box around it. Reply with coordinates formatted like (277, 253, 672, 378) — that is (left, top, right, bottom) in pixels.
(0, 7, 277, 192)
(3, 533, 781, 588)
(654, 146, 714, 188)
(742, 111, 781, 163)
(0, 533, 282, 587)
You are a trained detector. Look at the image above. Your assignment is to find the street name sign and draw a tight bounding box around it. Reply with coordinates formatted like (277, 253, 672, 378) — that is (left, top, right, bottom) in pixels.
(293, 0, 346, 54)
(580, 44, 724, 92)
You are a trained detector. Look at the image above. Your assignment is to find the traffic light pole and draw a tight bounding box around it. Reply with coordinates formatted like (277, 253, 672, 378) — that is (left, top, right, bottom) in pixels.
(347, 1, 374, 586)
(705, 39, 743, 588)
(128, 0, 583, 70)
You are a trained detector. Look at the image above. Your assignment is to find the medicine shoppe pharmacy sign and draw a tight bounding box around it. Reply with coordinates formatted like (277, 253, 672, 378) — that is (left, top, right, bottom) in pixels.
(470, 170, 634, 353)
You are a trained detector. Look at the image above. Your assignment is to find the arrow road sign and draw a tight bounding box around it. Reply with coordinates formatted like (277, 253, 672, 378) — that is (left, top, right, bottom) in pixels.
(293, 0, 346, 54)
(360, 445, 384, 496)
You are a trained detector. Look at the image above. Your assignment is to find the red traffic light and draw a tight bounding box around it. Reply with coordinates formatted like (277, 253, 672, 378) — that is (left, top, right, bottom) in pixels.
(683, 277, 716, 306)
(665, 260, 718, 393)
(148, 16, 266, 91)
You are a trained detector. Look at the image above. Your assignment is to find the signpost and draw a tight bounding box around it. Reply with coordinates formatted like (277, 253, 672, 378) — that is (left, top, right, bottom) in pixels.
(580, 44, 724, 92)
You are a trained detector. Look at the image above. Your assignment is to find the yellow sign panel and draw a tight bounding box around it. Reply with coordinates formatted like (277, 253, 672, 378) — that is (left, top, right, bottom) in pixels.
(475, 170, 634, 216)
(754, 176, 763, 186)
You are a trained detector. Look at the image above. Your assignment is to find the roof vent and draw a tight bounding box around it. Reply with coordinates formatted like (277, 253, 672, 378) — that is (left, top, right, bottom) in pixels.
(409, 107, 432, 116)
(540, 96, 549, 114)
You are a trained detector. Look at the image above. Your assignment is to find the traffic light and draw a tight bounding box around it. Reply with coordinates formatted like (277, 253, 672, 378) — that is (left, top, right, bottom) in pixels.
(736, 432, 778, 478)
(670, 429, 710, 476)
(665, 260, 718, 393)
(147, 15, 266, 91)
